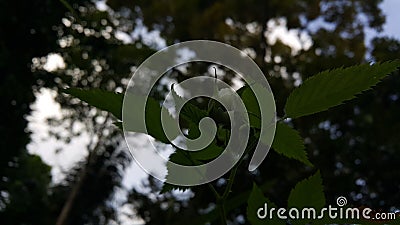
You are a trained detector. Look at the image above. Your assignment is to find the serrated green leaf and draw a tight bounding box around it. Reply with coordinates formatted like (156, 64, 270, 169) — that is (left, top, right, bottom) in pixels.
(169, 149, 202, 166)
(181, 103, 208, 124)
(186, 123, 224, 161)
(171, 84, 208, 123)
(216, 126, 229, 144)
(65, 88, 177, 143)
(287, 171, 325, 225)
(285, 61, 400, 118)
(271, 122, 312, 167)
(189, 143, 224, 161)
(241, 86, 261, 129)
(240, 84, 275, 129)
(160, 183, 191, 194)
(247, 183, 285, 225)
(161, 150, 205, 192)
(63, 88, 123, 119)
(161, 151, 195, 193)
(143, 97, 173, 143)
(113, 92, 175, 143)
(162, 132, 222, 191)
(171, 83, 186, 109)
(288, 171, 325, 208)
(236, 84, 248, 96)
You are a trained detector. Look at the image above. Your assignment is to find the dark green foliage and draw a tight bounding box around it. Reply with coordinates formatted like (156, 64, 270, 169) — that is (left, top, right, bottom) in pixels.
(271, 122, 312, 167)
(287, 171, 325, 224)
(247, 183, 285, 225)
(285, 61, 400, 118)
(63, 88, 124, 119)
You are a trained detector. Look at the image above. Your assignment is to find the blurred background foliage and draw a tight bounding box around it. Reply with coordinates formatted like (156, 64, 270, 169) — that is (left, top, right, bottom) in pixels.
(0, 0, 399, 224)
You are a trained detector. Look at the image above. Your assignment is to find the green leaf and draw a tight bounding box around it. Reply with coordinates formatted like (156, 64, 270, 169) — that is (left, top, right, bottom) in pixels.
(161, 150, 202, 193)
(271, 122, 312, 167)
(190, 144, 224, 161)
(160, 151, 194, 193)
(160, 152, 192, 193)
(240, 83, 275, 129)
(287, 171, 325, 224)
(285, 61, 400, 118)
(65, 88, 176, 143)
(186, 123, 224, 161)
(63, 88, 123, 120)
(123, 92, 180, 143)
(241, 86, 261, 128)
(216, 126, 229, 144)
(161, 123, 222, 192)
(143, 97, 173, 143)
(171, 83, 186, 110)
(171, 85, 224, 160)
(288, 171, 325, 208)
(171, 84, 209, 123)
(160, 183, 191, 194)
(181, 103, 209, 124)
(247, 183, 285, 225)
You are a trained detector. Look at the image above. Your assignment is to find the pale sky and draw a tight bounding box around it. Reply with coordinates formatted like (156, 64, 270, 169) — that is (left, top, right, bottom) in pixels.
(380, 0, 400, 39)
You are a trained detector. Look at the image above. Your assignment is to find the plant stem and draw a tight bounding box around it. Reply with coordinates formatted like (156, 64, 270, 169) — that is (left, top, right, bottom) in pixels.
(222, 162, 240, 199)
(218, 200, 228, 225)
(216, 138, 259, 224)
(216, 162, 240, 225)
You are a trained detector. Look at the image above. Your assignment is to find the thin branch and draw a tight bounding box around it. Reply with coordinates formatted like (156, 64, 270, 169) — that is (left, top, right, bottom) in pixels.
(56, 114, 110, 225)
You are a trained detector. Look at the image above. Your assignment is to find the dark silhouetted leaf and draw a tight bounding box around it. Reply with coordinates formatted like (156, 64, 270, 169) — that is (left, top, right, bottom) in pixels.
(287, 171, 325, 224)
(63, 88, 123, 119)
(247, 183, 285, 225)
(271, 122, 312, 166)
(285, 61, 400, 118)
